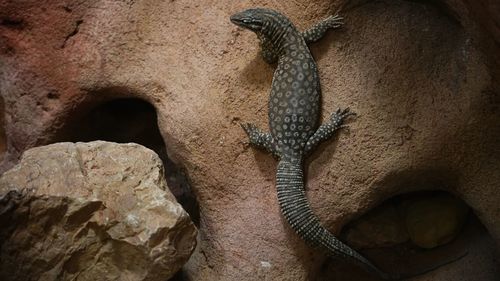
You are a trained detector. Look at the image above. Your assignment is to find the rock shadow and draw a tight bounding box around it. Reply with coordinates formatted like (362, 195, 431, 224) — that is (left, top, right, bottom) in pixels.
(315, 190, 499, 280)
(53, 97, 200, 227)
(0, 96, 6, 161)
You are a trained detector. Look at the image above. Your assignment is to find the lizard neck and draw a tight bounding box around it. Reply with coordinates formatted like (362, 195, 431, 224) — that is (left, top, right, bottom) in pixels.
(259, 20, 301, 58)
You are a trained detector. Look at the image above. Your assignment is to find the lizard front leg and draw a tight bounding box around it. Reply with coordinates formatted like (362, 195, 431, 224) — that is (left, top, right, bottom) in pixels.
(304, 107, 355, 155)
(241, 123, 280, 158)
(301, 14, 343, 44)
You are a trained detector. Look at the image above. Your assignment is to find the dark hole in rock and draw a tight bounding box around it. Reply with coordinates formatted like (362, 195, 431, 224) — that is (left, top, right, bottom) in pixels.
(316, 190, 499, 280)
(168, 269, 187, 281)
(54, 98, 200, 226)
(46, 92, 60, 100)
(0, 18, 24, 29)
(0, 96, 6, 160)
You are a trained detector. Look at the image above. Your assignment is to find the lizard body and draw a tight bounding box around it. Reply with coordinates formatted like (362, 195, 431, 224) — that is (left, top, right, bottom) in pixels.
(230, 8, 464, 279)
(230, 8, 389, 279)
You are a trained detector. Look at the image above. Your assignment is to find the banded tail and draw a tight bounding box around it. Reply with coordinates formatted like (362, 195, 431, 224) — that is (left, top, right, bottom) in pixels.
(276, 160, 467, 280)
(275, 160, 390, 278)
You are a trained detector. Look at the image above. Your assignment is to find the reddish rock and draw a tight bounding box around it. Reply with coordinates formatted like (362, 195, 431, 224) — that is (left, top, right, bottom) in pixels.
(0, 0, 498, 280)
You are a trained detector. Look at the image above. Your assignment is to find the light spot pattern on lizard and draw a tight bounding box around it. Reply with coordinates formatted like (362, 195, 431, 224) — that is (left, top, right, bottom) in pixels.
(230, 8, 392, 279)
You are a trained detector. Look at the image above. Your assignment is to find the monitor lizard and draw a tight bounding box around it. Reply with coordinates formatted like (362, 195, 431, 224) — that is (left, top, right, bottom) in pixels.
(230, 8, 465, 279)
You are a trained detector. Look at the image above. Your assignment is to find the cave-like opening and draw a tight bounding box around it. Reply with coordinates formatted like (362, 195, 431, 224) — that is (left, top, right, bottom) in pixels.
(54, 97, 200, 226)
(316, 190, 498, 280)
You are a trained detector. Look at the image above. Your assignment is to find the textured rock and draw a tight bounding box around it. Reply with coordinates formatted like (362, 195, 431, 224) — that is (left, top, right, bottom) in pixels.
(402, 193, 469, 249)
(343, 192, 469, 250)
(320, 216, 500, 281)
(0, 141, 197, 281)
(0, 0, 499, 280)
(343, 202, 409, 249)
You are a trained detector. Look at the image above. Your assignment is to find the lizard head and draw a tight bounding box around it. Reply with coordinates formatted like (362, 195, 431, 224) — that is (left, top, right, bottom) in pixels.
(230, 8, 291, 35)
(230, 8, 266, 32)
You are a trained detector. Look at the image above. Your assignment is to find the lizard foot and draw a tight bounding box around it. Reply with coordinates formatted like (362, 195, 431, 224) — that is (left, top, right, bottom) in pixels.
(324, 14, 344, 29)
(240, 123, 262, 144)
(240, 122, 280, 156)
(330, 107, 356, 128)
(304, 107, 356, 154)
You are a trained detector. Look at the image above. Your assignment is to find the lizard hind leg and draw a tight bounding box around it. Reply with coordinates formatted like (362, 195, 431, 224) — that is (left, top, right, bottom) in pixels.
(304, 107, 355, 155)
(241, 123, 280, 158)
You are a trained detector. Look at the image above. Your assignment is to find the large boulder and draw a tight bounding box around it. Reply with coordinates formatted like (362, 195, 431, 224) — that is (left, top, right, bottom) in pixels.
(0, 141, 197, 281)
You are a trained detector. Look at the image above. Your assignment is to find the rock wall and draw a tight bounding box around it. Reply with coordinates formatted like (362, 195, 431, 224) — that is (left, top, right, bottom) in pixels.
(0, 0, 499, 280)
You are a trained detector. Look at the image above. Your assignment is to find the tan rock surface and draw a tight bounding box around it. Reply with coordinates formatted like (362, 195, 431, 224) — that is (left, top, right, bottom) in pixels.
(0, 141, 197, 281)
(402, 193, 469, 249)
(342, 201, 409, 249)
(0, 0, 499, 280)
(342, 192, 470, 250)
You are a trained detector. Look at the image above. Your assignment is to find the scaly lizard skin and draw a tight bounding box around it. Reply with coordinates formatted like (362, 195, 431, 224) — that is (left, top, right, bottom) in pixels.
(230, 8, 393, 279)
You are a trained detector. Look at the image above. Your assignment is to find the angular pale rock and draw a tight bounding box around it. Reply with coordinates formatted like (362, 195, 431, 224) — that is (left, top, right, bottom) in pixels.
(0, 141, 197, 281)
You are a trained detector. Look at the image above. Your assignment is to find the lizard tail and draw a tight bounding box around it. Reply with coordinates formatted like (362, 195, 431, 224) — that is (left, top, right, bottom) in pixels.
(276, 159, 467, 279)
(276, 159, 391, 279)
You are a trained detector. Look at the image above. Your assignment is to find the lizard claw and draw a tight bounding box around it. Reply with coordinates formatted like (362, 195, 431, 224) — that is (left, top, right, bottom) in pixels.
(240, 123, 252, 146)
(240, 122, 249, 131)
(240, 122, 263, 145)
(338, 124, 351, 132)
(326, 14, 344, 28)
(240, 122, 257, 135)
(330, 107, 356, 127)
(337, 107, 356, 118)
